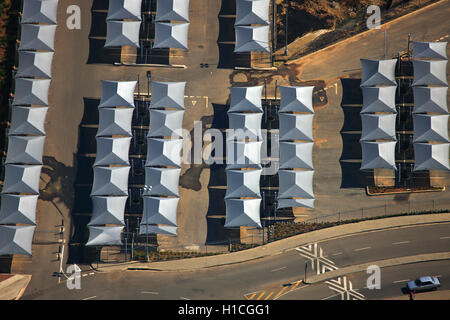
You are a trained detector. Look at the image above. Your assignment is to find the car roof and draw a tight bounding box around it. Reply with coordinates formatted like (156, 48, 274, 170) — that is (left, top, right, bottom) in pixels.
(419, 276, 433, 283)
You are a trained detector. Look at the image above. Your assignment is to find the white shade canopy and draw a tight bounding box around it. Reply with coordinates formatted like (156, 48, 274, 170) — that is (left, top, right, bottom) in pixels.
(9, 106, 48, 136)
(139, 224, 178, 236)
(145, 138, 183, 167)
(235, 0, 270, 26)
(279, 86, 315, 113)
(153, 22, 189, 50)
(148, 109, 184, 138)
(13, 78, 51, 106)
(107, 0, 142, 21)
(18, 24, 56, 51)
(22, 0, 59, 24)
(278, 169, 315, 199)
(150, 81, 186, 110)
(0, 225, 36, 256)
(414, 143, 450, 171)
(279, 141, 314, 170)
(88, 196, 127, 226)
(360, 59, 397, 87)
(361, 86, 397, 113)
(226, 140, 262, 169)
(228, 86, 263, 113)
(143, 167, 181, 197)
(225, 198, 261, 228)
(360, 141, 397, 170)
(155, 0, 190, 22)
(234, 25, 270, 53)
(413, 114, 449, 143)
(105, 21, 141, 48)
(141, 196, 179, 227)
(360, 114, 397, 142)
(228, 112, 262, 141)
(90, 166, 130, 196)
(412, 60, 448, 86)
(16, 51, 54, 79)
(279, 113, 314, 142)
(86, 226, 123, 246)
(97, 107, 133, 137)
(413, 86, 448, 114)
(99, 80, 136, 108)
(412, 41, 447, 60)
(0, 194, 38, 225)
(277, 198, 315, 209)
(5, 135, 45, 165)
(225, 169, 262, 199)
(94, 137, 131, 166)
(2, 164, 42, 195)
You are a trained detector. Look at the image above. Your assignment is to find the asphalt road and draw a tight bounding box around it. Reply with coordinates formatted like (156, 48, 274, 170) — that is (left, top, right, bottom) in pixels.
(23, 222, 450, 300)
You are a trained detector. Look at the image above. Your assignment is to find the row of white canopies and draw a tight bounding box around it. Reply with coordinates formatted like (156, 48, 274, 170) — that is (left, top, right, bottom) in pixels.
(85, 81, 186, 246)
(224, 85, 315, 228)
(359, 41, 449, 172)
(0, 0, 60, 256)
(104, 0, 190, 51)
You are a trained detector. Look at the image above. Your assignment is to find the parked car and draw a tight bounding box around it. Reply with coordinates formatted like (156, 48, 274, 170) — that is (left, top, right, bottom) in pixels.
(407, 276, 440, 293)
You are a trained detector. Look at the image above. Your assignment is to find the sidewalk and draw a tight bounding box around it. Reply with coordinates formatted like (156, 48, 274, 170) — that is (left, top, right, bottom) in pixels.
(0, 274, 32, 300)
(94, 213, 450, 273)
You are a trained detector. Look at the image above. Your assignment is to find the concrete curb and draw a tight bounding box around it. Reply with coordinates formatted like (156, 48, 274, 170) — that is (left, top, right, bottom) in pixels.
(93, 213, 450, 273)
(305, 252, 450, 284)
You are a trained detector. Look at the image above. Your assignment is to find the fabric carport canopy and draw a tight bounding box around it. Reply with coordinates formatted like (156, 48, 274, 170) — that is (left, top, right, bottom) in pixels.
(279, 113, 314, 142)
(279, 141, 314, 170)
(226, 140, 262, 170)
(105, 21, 141, 48)
(1, 164, 42, 195)
(360, 114, 397, 142)
(90, 166, 130, 196)
(228, 86, 263, 113)
(99, 80, 136, 108)
(0, 225, 36, 256)
(18, 24, 56, 51)
(225, 198, 261, 228)
(148, 109, 184, 138)
(88, 196, 127, 226)
(139, 224, 178, 236)
(361, 86, 397, 114)
(107, 0, 142, 21)
(86, 226, 123, 246)
(360, 141, 397, 170)
(360, 59, 397, 87)
(413, 86, 448, 114)
(412, 60, 448, 86)
(16, 51, 54, 79)
(279, 86, 315, 113)
(143, 167, 181, 197)
(0, 194, 38, 225)
(277, 198, 315, 209)
(413, 114, 449, 143)
(413, 143, 450, 171)
(145, 138, 182, 168)
(22, 0, 59, 25)
(412, 41, 447, 60)
(277, 169, 315, 199)
(155, 0, 190, 22)
(141, 196, 179, 227)
(8, 106, 48, 136)
(96, 107, 133, 137)
(234, 25, 270, 53)
(225, 169, 262, 199)
(94, 137, 131, 166)
(228, 112, 262, 141)
(5, 135, 45, 165)
(13, 78, 51, 106)
(150, 81, 186, 110)
(153, 22, 189, 50)
(235, 0, 270, 26)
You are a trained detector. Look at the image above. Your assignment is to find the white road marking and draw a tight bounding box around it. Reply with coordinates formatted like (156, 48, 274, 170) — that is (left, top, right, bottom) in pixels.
(392, 241, 410, 245)
(141, 291, 159, 295)
(332, 252, 343, 256)
(180, 297, 190, 300)
(440, 236, 450, 240)
(89, 273, 95, 276)
(393, 279, 410, 284)
(82, 274, 88, 277)
(271, 266, 287, 272)
(82, 296, 97, 300)
(354, 247, 371, 252)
